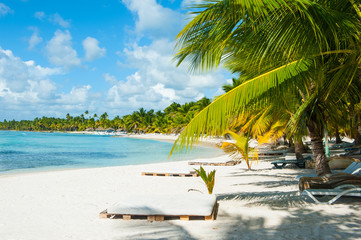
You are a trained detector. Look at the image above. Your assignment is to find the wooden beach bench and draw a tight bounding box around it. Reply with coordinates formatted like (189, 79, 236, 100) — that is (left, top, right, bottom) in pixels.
(271, 156, 311, 169)
(141, 171, 198, 177)
(258, 149, 288, 156)
(188, 160, 238, 166)
(100, 193, 218, 221)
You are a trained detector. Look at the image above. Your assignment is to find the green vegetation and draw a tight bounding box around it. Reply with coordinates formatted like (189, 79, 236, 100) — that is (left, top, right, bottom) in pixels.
(0, 97, 211, 133)
(194, 166, 216, 194)
(171, 0, 361, 177)
(220, 130, 258, 170)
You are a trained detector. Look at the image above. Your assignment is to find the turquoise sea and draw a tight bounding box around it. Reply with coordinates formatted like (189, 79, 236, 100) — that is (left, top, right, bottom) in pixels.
(0, 131, 222, 174)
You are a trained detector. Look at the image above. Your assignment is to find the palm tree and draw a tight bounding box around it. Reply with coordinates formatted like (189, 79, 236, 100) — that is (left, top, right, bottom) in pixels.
(164, 102, 181, 114)
(220, 130, 258, 170)
(195, 97, 211, 110)
(222, 77, 242, 93)
(66, 113, 71, 121)
(100, 112, 108, 120)
(172, 0, 361, 176)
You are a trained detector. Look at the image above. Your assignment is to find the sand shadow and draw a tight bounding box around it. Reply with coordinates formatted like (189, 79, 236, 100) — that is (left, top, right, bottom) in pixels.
(219, 206, 361, 240)
(112, 220, 198, 240)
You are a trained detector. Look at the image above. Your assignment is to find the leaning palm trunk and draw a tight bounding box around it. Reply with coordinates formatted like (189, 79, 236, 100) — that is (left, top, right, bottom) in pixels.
(294, 140, 306, 160)
(307, 118, 331, 176)
(335, 127, 342, 144)
(355, 125, 361, 145)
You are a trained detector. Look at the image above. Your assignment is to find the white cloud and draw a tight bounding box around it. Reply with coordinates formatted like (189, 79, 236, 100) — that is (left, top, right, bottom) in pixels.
(28, 27, 43, 50)
(0, 46, 60, 106)
(57, 85, 91, 105)
(0, 3, 13, 17)
(82, 37, 106, 61)
(34, 12, 70, 28)
(49, 13, 71, 28)
(34, 11, 45, 20)
(109, 0, 233, 115)
(0, 46, 102, 120)
(151, 83, 178, 101)
(46, 30, 81, 68)
(107, 38, 228, 111)
(188, 75, 219, 89)
(122, 0, 183, 38)
(104, 73, 117, 85)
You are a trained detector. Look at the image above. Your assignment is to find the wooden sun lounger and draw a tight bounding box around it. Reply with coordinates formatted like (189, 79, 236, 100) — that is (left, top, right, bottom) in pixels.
(141, 171, 199, 177)
(302, 184, 361, 204)
(100, 202, 218, 221)
(343, 147, 361, 156)
(257, 149, 288, 156)
(99, 193, 218, 221)
(345, 146, 361, 152)
(271, 156, 311, 169)
(188, 160, 239, 166)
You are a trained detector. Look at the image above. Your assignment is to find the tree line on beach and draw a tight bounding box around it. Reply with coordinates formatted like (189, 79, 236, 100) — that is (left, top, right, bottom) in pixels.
(0, 97, 211, 134)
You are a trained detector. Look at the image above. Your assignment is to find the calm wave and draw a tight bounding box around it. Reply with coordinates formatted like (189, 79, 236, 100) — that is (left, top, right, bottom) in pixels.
(0, 131, 222, 174)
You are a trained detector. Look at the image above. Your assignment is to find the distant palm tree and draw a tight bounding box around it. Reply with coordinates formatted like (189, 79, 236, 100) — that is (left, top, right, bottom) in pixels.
(100, 112, 108, 120)
(222, 78, 241, 93)
(66, 113, 71, 121)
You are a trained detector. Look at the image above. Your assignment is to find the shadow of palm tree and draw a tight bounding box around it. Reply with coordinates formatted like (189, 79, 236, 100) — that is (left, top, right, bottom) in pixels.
(217, 190, 309, 208)
(112, 221, 198, 240)
(220, 206, 361, 240)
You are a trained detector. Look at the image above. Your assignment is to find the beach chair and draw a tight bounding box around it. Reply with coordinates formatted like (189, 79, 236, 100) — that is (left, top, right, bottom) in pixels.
(342, 146, 361, 156)
(100, 192, 218, 221)
(302, 184, 361, 204)
(345, 146, 361, 152)
(188, 156, 239, 166)
(188, 160, 238, 166)
(257, 149, 288, 156)
(329, 142, 354, 150)
(271, 156, 311, 169)
(141, 170, 198, 177)
(296, 162, 361, 180)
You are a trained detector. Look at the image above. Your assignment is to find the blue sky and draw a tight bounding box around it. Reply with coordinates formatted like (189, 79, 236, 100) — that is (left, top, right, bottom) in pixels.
(0, 0, 231, 120)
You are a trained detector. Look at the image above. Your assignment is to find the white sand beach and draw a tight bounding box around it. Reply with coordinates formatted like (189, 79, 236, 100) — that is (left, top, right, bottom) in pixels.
(1, 151, 361, 240)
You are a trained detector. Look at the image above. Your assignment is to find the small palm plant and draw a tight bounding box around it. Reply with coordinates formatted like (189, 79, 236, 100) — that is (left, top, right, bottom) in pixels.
(194, 166, 216, 194)
(220, 130, 258, 170)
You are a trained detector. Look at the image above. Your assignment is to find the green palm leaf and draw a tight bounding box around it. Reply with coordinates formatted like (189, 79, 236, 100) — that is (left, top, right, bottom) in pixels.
(170, 59, 311, 155)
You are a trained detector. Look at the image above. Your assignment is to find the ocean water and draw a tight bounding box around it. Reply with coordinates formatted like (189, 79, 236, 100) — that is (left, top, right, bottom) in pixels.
(0, 131, 223, 174)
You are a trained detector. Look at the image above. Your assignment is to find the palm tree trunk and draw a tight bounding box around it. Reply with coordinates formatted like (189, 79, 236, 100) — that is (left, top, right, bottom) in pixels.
(355, 125, 361, 145)
(288, 137, 293, 148)
(307, 117, 331, 176)
(335, 127, 342, 144)
(294, 140, 306, 159)
(282, 133, 288, 145)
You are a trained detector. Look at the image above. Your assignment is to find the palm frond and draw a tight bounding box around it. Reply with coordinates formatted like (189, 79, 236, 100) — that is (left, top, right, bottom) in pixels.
(170, 59, 311, 155)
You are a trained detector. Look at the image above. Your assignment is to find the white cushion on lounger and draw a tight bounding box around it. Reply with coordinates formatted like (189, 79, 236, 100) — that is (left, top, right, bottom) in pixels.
(107, 192, 216, 216)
